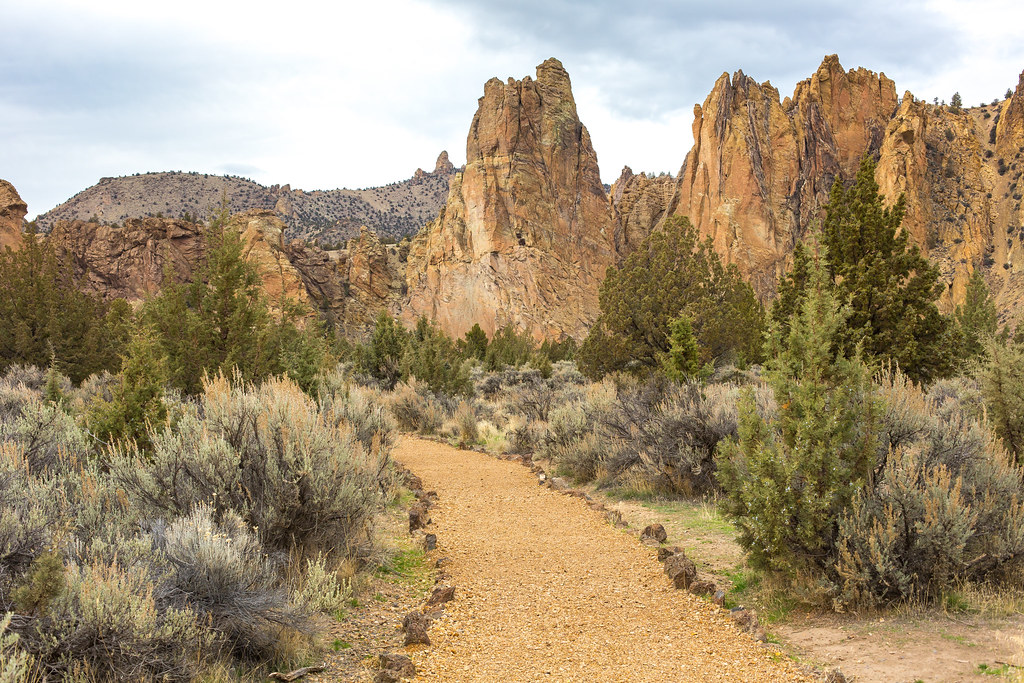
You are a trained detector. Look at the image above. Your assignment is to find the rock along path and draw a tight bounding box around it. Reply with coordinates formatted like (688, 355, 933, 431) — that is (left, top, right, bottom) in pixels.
(394, 437, 810, 682)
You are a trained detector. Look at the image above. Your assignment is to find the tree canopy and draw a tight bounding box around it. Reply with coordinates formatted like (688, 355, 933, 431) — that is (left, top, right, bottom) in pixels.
(578, 215, 764, 378)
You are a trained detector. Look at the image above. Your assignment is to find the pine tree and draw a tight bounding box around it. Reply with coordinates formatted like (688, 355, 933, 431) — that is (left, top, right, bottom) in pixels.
(717, 249, 879, 578)
(578, 216, 764, 378)
(951, 92, 963, 113)
(821, 155, 953, 383)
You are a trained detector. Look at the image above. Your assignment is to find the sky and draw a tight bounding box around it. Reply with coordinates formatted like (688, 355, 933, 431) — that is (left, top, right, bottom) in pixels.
(4, 0, 1024, 219)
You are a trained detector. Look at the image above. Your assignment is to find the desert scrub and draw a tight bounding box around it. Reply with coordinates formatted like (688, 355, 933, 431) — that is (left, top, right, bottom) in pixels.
(155, 506, 307, 661)
(292, 554, 351, 614)
(387, 379, 448, 434)
(836, 367, 1024, 607)
(454, 400, 479, 445)
(31, 559, 211, 681)
(109, 374, 389, 559)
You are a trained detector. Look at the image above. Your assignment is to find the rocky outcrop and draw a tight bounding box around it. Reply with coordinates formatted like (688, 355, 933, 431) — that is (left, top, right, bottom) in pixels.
(404, 58, 617, 340)
(0, 180, 27, 251)
(230, 210, 317, 320)
(48, 216, 205, 301)
(609, 167, 675, 254)
(658, 55, 899, 296)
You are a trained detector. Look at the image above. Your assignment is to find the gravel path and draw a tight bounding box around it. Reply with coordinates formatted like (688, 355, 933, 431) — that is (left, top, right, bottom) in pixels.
(395, 437, 811, 682)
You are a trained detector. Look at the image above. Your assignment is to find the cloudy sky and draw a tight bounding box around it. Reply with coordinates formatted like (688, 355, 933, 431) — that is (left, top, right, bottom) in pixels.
(4, 0, 1024, 218)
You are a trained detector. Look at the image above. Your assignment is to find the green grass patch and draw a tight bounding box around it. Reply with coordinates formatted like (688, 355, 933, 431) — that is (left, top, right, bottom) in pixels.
(977, 662, 1012, 676)
(375, 545, 433, 596)
(331, 639, 351, 652)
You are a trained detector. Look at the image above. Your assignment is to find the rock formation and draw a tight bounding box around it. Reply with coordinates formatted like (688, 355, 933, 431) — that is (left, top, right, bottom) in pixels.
(404, 58, 617, 340)
(0, 180, 27, 251)
(48, 216, 205, 301)
(230, 210, 319, 320)
(661, 55, 899, 295)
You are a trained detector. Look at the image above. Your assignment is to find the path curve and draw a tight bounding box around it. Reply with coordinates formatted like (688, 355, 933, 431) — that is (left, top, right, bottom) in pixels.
(395, 437, 810, 682)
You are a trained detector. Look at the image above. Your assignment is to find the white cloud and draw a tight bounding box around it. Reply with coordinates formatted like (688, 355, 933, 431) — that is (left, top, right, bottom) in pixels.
(3, 0, 1024, 218)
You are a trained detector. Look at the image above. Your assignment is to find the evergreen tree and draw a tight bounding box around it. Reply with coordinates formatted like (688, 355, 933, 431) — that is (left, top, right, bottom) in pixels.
(87, 325, 169, 452)
(769, 241, 813, 340)
(954, 268, 1000, 365)
(358, 311, 407, 390)
(0, 226, 126, 383)
(951, 92, 963, 113)
(461, 324, 489, 360)
(717, 250, 879, 578)
(979, 339, 1024, 461)
(662, 314, 700, 382)
(484, 325, 536, 370)
(142, 210, 314, 394)
(403, 316, 472, 396)
(578, 216, 764, 379)
(821, 155, 953, 383)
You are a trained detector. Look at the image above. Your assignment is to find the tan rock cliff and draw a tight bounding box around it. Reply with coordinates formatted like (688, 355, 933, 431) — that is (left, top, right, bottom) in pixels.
(404, 58, 617, 340)
(0, 180, 27, 251)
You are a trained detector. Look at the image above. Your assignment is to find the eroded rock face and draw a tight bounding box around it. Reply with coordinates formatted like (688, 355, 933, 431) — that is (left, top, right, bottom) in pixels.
(0, 180, 28, 251)
(403, 58, 617, 340)
(609, 167, 675, 255)
(230, 210, 314, 319)
(48, 216, 205, 301)
(662, 55, 899, 297)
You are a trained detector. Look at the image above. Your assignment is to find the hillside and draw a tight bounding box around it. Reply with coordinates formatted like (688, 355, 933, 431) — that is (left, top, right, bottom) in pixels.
(34, 152, 456, 243)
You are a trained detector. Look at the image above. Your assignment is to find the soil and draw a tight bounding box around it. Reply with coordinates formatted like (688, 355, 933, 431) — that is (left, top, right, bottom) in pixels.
(597, 488, 1024, 683)
(389, 437, 811, 682)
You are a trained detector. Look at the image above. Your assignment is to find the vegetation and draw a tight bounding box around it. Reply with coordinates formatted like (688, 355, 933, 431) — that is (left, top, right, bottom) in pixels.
(0, 227, 130, 384)
(820, 155, 954, 383)
(718, 250, 879, 580)
(578, 215, 764, 379)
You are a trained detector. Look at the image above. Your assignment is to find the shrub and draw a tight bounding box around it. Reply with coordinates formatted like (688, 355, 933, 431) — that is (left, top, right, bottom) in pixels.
(292, 554, 350, 614)
(403, 317, 472, 396)
(388, 381, 447, 435)
(318, 380, 398, 459)
(454, 401, 479, 445)
(0, 612, 33, 683)
(601, 379, 743, 495)
(0, 399, 88, 473)
(32, 559, 209, 681)
(836, 368, 1024, 606)
(111, 375, 386, 558)
(155, 506, 306, 660)
(0, 443, 68, 596)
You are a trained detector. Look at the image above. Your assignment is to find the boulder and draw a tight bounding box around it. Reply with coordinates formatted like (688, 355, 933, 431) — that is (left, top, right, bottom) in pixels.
(640, 523, 668, 544)
(402, 611, 431, 646)
(664, 552, 697, 590)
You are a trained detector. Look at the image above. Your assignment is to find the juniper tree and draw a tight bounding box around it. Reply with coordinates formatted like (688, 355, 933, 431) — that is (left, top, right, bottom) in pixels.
(821, 155, 953, 383)
(0, 226, 126, 383)
(578, 216, 764, 378)
(717, 249, 879, 578)
(954, 268, 1000, 365)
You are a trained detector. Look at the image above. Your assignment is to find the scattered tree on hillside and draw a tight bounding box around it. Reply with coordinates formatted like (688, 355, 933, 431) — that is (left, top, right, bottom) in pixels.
(460, 324, 489, 360)
(951, 92, 963, 113)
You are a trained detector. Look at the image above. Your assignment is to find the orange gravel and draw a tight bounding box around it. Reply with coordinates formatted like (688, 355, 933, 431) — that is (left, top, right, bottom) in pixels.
(394, 437, 811, 682)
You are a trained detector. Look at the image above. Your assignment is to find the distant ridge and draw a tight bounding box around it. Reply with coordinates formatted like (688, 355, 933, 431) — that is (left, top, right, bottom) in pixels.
(35, 151, 457, 244)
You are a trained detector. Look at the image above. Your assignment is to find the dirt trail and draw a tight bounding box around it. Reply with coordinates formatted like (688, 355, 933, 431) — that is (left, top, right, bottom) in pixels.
(394, 437, 810, 682)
